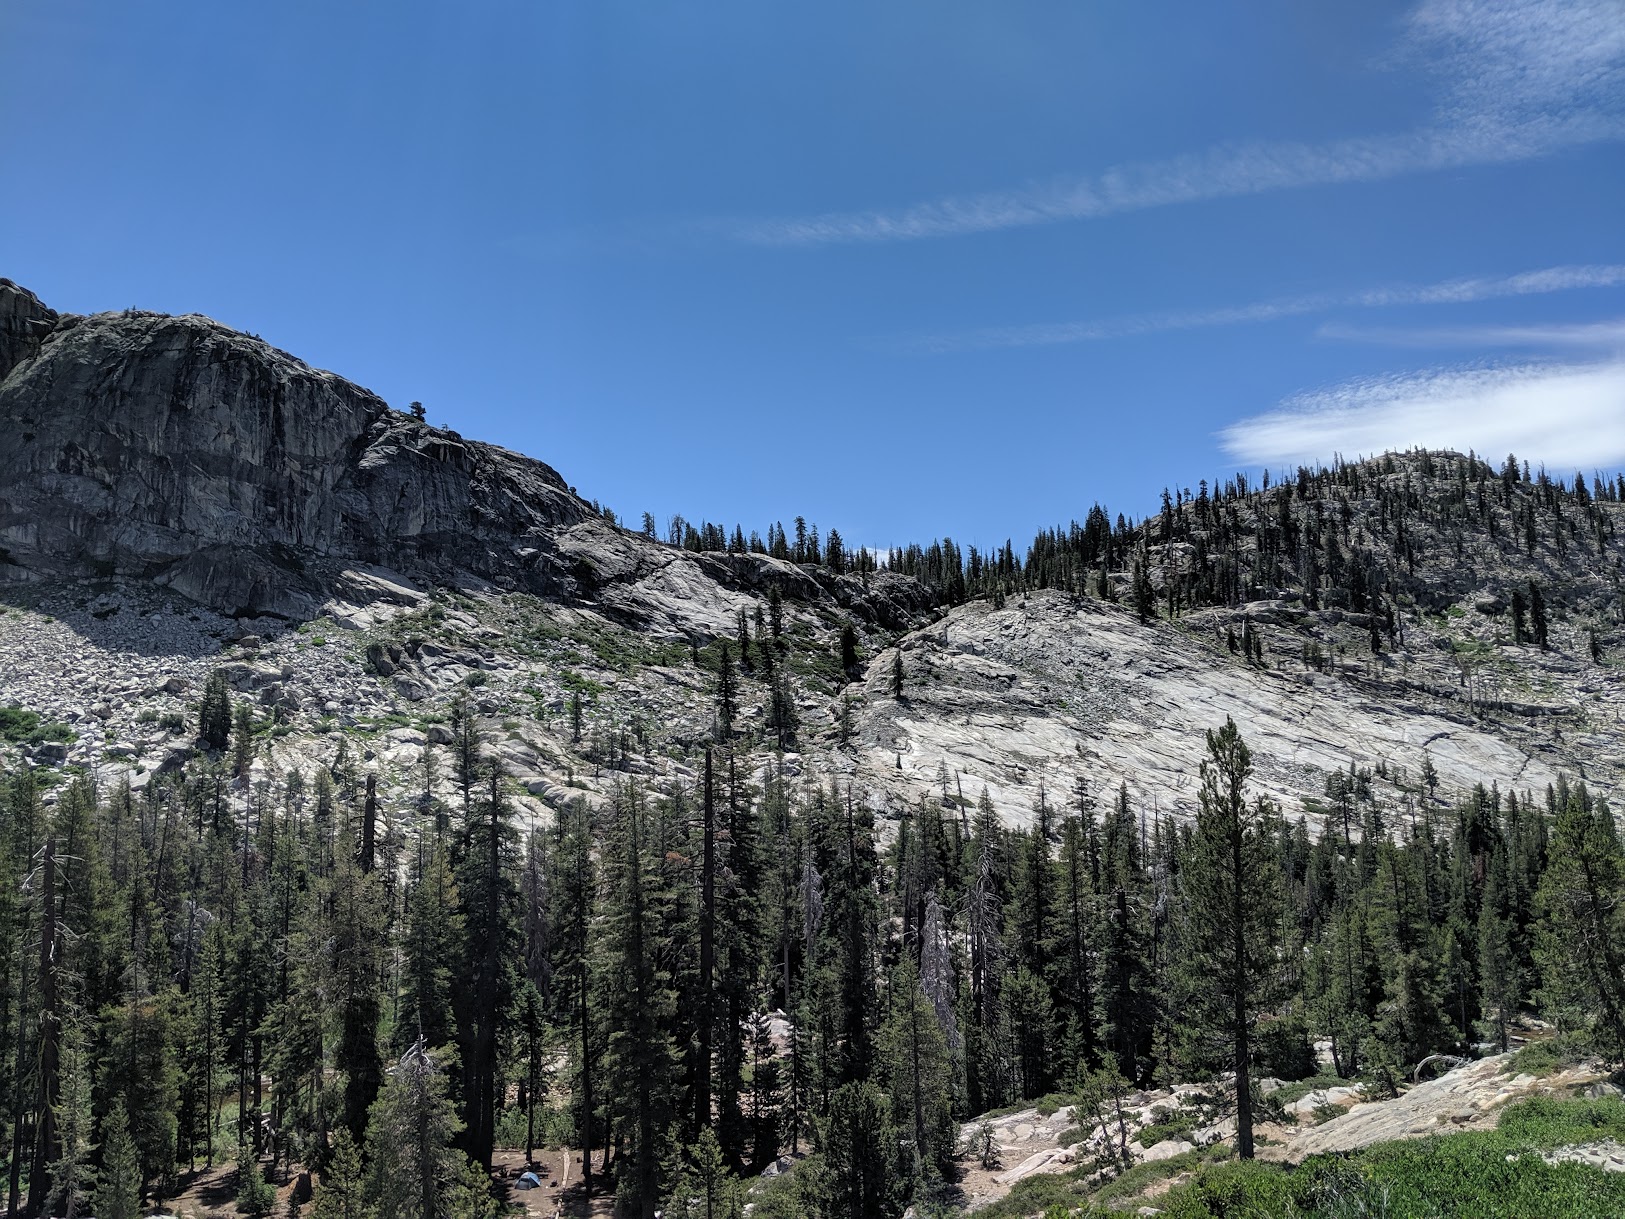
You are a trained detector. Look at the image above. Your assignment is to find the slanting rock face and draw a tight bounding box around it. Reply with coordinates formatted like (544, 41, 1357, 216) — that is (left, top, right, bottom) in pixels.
(0, 282, 588, 615)
(0, 281, 932, 632)
(848, 588, 1620, 824)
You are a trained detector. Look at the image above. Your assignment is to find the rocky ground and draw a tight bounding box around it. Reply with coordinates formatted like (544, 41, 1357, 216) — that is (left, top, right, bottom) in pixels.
(951, 1049, 1622, 1214)
(2, 563, 1621, 846)
(0, 570, 892, 830)
(848, 587, 1624, 829)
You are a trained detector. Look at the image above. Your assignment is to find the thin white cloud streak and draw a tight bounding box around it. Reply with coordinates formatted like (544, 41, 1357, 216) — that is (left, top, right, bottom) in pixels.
(735, 0, 1625, 246)
(1317, 317, 1625, 348)
(905, 263, 1625, 352)
(1219, 359, 1625, 469)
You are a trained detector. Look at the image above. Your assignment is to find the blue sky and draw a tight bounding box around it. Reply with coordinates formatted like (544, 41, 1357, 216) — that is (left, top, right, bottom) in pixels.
(2, 0, 1623, 553)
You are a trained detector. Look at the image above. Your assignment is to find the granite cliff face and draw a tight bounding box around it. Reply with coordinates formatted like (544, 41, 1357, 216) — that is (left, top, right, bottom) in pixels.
(0, 279, 590, 616)
(0, 280, 926, 631)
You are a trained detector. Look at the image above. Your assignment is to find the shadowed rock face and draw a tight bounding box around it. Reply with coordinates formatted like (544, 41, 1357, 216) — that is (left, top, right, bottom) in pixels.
(0, 281, 591, 616)
(0, 280, 933, 632)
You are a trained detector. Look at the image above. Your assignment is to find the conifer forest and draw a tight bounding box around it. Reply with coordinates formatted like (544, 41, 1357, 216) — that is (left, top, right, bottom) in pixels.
(3, 415, 1625, 1217)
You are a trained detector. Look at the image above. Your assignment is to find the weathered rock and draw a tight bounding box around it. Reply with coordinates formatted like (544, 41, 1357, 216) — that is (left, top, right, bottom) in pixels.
(1142, 1138, 1195, 1162)
(849, 589, 1618, 828)
(0, 281, 932, 636)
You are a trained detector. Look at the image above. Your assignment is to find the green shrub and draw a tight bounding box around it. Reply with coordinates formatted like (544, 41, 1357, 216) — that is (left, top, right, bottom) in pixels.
(971, 1170, 1089, 1217)
(1253, 1015, 1317, 1081)
(1033, 1092, 1073, 1117)
(1347, 1131, 1625, 1218)
(1495, 1095, 1625, 1145)
(235, 1159, 276, 1216)
(1507, 1033, 1593, 1078)
(30, 721, 73, 743)
(1149, 1104, 1625, 1219)
(1136, 1115, 1197, 1147)
(1265, 1074, 1353, 1110)
(0, 705, 40, 741)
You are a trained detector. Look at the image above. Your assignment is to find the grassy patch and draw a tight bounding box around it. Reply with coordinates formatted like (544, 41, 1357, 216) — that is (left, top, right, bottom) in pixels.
(1495, 1095, 1625, 1146)
(1089, 1145, 1228, 1209)
(970, 1169, 1091, 1217)
(565, 619, 691, 674)
(1506, 1033, 1593, 1078)
(1151, 1099, 1625, 1219)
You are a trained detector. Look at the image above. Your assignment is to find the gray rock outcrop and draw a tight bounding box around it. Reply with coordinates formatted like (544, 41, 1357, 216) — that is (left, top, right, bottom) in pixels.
(0, 280, 929, 632)
(0, 280, 587, 616)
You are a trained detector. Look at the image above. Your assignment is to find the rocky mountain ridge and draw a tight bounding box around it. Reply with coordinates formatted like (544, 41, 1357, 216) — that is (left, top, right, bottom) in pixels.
(0, 279, 1621, 834)
(0, 279, 926, 635)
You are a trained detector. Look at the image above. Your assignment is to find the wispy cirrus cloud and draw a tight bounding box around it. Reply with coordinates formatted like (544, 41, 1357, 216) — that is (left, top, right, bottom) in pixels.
(736, 0, 1625, 247)
(1219, 359, 1625, 469)
(1317, 317, 1625, 348)
(901, 263, 1625, 352)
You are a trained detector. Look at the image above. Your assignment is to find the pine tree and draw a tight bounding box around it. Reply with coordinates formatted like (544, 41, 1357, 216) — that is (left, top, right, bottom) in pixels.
(1477, 847, 1521, 1052)
(402, 833, 462, 1053)
(664, 1127, 743, 1219)
(311, 1126, 374, 1219)
(46, 1019, 96, 1218)
(333, 839, 386, 1141)
(1535, 791, 1625, 1062)
(880, 956, 955, 1188)
(236, 1141, 277, 1217)
(366, 1040, 467, 1219)
(736, 607, 753, 673)
(965, 789, 1008, 1111)
(1100, 783, 1156, 1086)
(232, 700, 256, 776)
(716, 643, 738, 739)
(453, 764, 521, 1169)
(1055, 793, 1099, 1073)
(1132, 554, 1155, 623)
(1529, 580, 1550, 648)
(1367, 948, 1450, 1093)
(447, 1154, 502, 1219)
(767, 585, 784, 643)
(816, 1081, 900, 1219)
(890, 650, 905, 699)
(93, 1100, 142, 1219)
(200, 669, 232, 750)
(549, 798, 599, 1192)
(1177, 718, 1280, 1159)
(839, 623, 860, 676)
(599, 781, 681, 1218)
